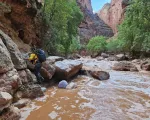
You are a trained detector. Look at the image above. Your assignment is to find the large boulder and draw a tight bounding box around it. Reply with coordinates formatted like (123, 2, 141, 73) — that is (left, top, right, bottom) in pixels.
(89, 71, 110, 80)
(112, 61, 138, 71)
(17, 69, 36, 84)
(0, 106, 21, 120)
(141, 61, 150, 71)
(0, 30, 27, 70)
(40, 61, 56, 80)
(13, 99, 31, 109)
(0, 92, 12, 111)
(54, 60, 82, 80)
(0, 69, 21, 94)
(0, 38, 14, 74)
(14, 84, 44, 99)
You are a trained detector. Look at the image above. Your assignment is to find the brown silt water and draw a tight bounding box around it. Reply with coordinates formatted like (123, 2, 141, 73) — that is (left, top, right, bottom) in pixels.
(20, 59, 150, 120)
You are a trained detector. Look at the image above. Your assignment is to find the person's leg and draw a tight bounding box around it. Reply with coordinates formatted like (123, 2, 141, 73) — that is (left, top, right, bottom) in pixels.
(34, 62, 44, 83)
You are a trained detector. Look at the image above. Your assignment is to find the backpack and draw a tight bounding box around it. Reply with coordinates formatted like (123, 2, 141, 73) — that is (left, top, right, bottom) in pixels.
(36, 49, 46, 62)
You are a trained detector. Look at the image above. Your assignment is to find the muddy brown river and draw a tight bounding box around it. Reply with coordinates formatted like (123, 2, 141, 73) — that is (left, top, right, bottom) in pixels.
(20, 59, 150, 120)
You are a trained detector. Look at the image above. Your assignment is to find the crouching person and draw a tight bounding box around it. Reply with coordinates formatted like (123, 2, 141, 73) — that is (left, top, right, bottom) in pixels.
(27, 48, 46, 84)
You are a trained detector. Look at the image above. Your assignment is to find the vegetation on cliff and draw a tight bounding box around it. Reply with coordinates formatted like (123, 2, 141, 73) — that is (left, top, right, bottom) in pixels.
(42, 0, 83, 57)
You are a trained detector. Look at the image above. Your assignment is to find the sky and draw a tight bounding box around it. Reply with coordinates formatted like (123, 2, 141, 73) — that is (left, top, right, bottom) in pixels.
(91, 0, 111, 13)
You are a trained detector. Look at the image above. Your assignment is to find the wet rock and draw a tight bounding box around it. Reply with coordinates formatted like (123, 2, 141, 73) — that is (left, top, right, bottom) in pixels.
(41, 87, 46, 92)
(54, 60, 82, 80)
(112, 61, 138, 71)
(17, 70, 28, 84)
(101, 53, 109, 58)
(0, 69, 21, 94)
(107, 56, 117, 61)
(25, 69, 37, 82)
(89, 71, 110, 80)
(0, 92, 12, 111)
(40, 61, 56, 80)
(116, 54, 129, 61)
(0, 106, 21, 120)
(0, 38, 14, 74)
(66, 82, 77, 89)
(15, 84, 44, 99)
(141, 61, 150, 71)
(0, 30, 27, 70)
(58, 80, 68, 89)
(13, 99, 31, 109)
(46, 56, 64, 64)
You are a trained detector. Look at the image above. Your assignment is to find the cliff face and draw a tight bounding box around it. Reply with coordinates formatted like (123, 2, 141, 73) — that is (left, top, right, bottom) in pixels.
(98, 0, 129, 33)
(0, 0, 42, 50)
(77, 0, 93, 12)
(77, 0, 114, 43)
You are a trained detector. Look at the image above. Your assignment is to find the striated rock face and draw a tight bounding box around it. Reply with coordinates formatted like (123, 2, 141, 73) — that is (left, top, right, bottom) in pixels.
(0, 0, 42, 47)
(0, 30, 27, 70)
(77, 0, 114, 43)
(98, 0, 129, 33)
(77, 0, 93, 12)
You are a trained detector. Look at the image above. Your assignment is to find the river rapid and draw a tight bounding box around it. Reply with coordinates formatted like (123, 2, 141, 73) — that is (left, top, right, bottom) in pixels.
(20, 58, 150, 120)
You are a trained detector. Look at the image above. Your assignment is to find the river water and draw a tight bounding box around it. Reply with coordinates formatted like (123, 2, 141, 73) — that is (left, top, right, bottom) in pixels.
(20, 58, 150, 120)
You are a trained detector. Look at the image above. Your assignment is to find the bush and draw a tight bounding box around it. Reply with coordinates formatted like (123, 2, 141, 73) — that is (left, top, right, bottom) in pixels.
(106, 40, 119, 52)
(86, 36, 107, 54)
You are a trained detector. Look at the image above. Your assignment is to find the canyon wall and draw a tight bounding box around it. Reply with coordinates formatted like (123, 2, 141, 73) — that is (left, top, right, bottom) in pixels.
(98, 0, 129, 33)
(77, 0, 114, 43)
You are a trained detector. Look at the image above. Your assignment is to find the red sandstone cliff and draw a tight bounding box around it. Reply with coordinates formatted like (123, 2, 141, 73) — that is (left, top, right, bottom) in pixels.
(98, 0, 129, 33)
(77, 0, 114, 43)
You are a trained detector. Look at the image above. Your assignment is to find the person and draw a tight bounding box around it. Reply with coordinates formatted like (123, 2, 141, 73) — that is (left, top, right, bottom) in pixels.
(27, 47, 46, 84)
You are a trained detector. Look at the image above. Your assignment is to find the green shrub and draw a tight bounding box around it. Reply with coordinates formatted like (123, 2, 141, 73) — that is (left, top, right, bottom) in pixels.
(86, 36, 107, 54)
(106, 40, 119, 52)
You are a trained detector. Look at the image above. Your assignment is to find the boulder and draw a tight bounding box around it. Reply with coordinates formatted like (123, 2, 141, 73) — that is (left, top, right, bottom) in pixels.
(58, 80, 68, 89)
(116, 54, 129, 61)
(13, 99, 31, 109)
(101, 53, 109, 58)
(89, 71, 110, 80)
(54, 60, 82, 80)
(0, 38, 14, 74)
(0, 69, 21, 94)
(141, 61, 150, 71)
(17, 70, 28, 84)
(40, 61, 56, 80)
(0, 30, 27, 70)
(0, 106, 21, 120)
(15, 84, 44, 99)
(18, 69, 36, 84)
(112, 61, 138, 71)
(25, 69, 37, 82)
(0, 92, 12, 111)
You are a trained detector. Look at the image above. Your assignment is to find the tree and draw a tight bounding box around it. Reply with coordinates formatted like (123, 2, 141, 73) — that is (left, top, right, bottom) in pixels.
(87, 36, 107, 54)
(41, 0, 83, 57)
(118, 0, 150, 56)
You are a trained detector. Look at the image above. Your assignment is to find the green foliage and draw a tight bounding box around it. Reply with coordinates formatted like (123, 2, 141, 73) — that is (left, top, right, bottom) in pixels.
(118, 0, 150, 53)
(106, 39, 119, 52)
(42, 0, 83, 56)
(69, 37, 81, 53)
(57, 37, 81, 56)
(87, 36, 107, 54)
